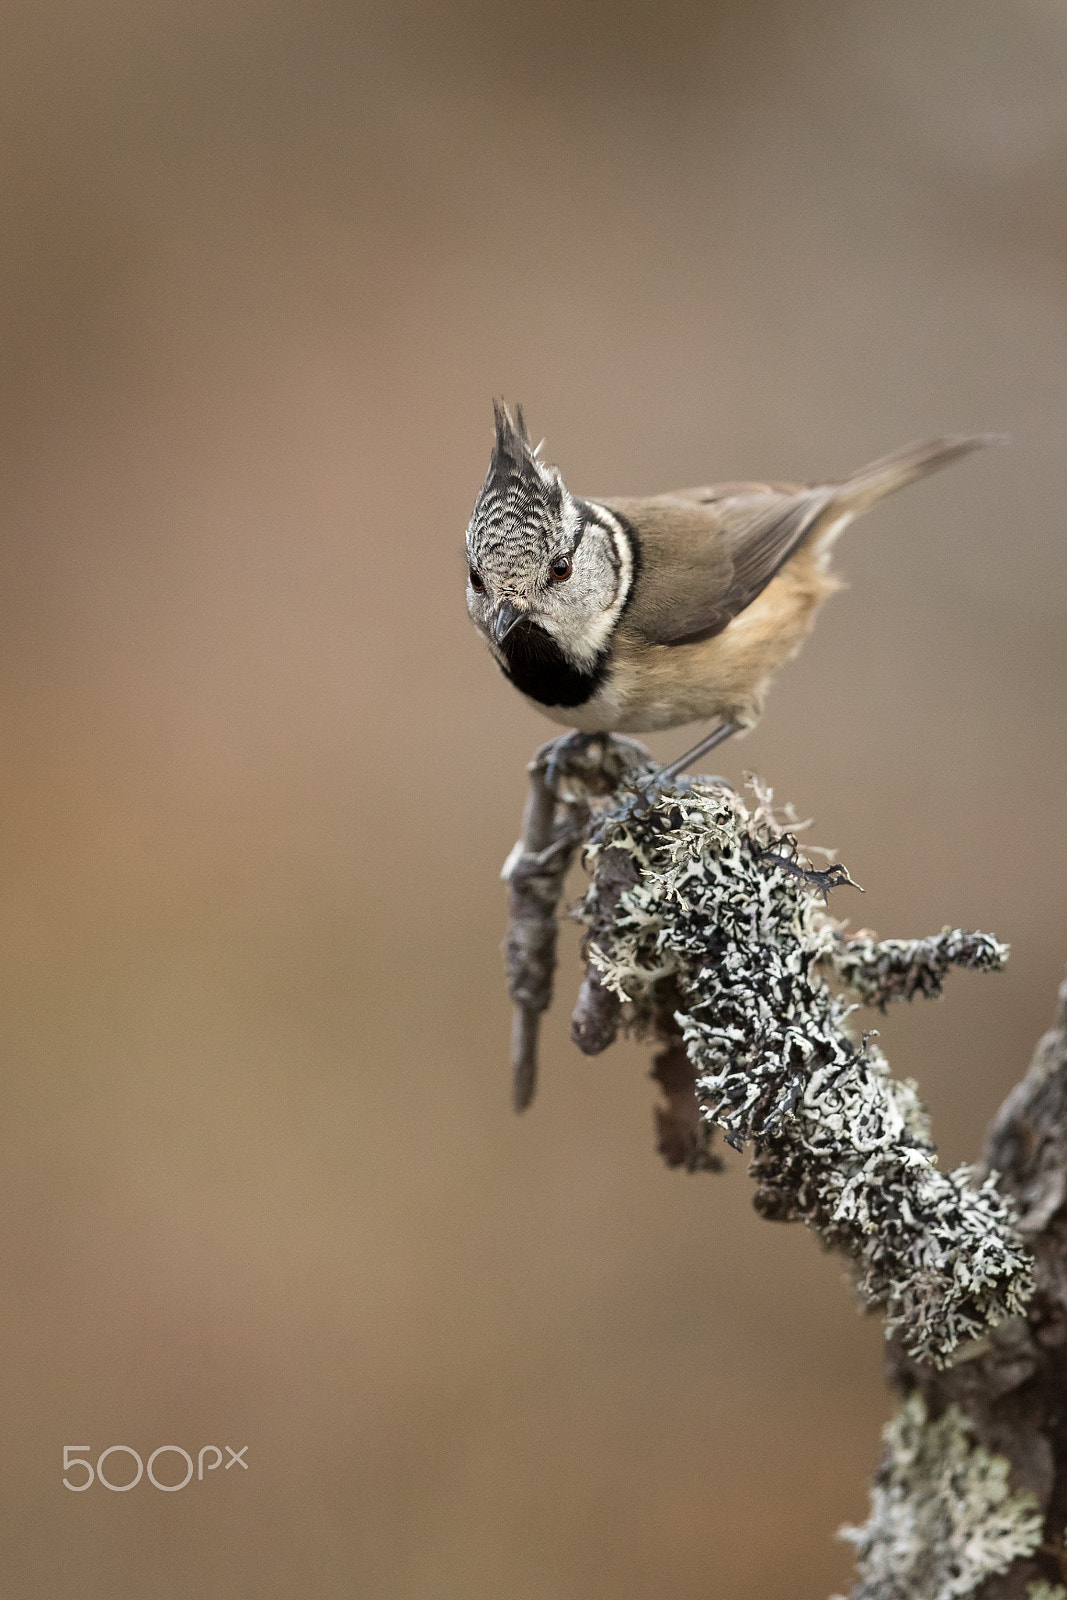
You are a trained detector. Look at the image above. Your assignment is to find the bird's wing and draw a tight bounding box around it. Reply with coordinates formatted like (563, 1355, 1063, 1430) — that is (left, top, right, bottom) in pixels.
(602, 486, 832, 647)
(641, 481, 798, 504)
(601, 435, 999, 648)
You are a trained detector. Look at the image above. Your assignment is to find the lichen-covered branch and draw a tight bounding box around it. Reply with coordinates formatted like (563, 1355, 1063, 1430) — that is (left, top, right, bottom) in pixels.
(570, 767, 1029, 1365)
(837, 1395, 1046, 1600)
(845, 974, 1067, 1600)
(501, 733, 1057, 1597)
(822, 928, 1009, 1011)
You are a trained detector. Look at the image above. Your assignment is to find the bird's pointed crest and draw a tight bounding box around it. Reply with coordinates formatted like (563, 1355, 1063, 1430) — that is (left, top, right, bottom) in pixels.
(488, 400, 551, 495)
(468, 401, 566, 561)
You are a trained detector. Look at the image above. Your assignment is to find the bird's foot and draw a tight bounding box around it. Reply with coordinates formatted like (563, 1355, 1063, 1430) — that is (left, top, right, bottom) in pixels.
(539, 731, 596, 796)
(534, 730, 654, 800)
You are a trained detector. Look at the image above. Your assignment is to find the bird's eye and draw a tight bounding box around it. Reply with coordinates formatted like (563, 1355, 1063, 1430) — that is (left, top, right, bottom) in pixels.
(469, 568, 484, 592)
(550, 555, 572, 582)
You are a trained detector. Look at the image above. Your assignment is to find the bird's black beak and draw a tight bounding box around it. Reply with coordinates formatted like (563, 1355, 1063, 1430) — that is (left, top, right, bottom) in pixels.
(491, 601, 524, 644)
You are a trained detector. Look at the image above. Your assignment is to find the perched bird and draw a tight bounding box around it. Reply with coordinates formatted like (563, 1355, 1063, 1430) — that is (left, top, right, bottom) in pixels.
(465, 402, 999, 776)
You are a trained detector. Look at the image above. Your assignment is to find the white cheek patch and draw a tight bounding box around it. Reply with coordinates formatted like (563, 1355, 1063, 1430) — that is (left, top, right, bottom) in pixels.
(578, 504, 633, 656)
(534, 508, 631, 668)
(497, 498, 634, 671)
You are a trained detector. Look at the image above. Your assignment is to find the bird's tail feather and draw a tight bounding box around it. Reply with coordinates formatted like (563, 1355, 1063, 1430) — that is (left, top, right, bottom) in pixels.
(833, 433, 1005, 519)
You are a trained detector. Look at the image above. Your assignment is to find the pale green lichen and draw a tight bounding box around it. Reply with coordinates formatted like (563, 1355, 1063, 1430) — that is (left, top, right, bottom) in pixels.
(577, 777, 1032, 1364)
(838, 1395, 1043, 1599)
(1026, 1583, 1067, 1600)
(824, 927, 1009, 1011)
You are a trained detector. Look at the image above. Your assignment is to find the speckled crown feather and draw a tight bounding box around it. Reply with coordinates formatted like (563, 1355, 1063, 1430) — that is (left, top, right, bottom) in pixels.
(466, 401, 566, 573)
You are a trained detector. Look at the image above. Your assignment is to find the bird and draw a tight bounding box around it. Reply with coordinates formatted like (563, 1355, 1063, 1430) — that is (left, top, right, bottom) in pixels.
(465, 402, 1001, 780)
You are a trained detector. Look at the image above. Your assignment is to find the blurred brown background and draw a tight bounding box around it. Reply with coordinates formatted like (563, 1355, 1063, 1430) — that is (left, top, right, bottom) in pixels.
(0, 2, 1065, 1595)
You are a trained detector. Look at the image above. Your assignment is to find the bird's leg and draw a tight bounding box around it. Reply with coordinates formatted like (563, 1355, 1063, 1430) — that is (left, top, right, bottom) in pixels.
(651, 722, 738, 788)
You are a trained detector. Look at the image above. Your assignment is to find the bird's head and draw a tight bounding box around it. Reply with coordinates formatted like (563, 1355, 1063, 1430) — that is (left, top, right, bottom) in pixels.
(465, 402, 632, 684)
